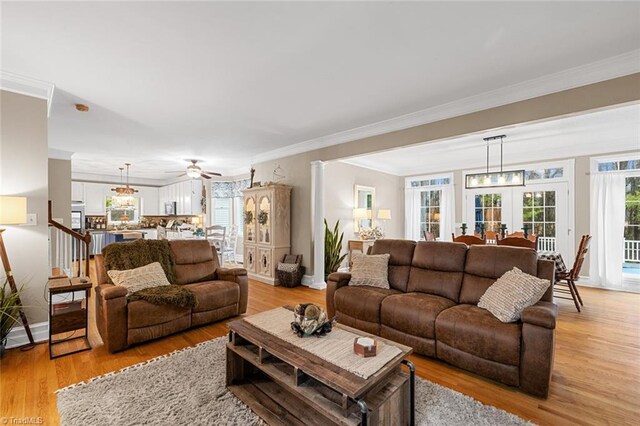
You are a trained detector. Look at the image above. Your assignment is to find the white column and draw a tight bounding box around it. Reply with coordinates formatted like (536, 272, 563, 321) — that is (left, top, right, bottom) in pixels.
(310, 160, 326, 290)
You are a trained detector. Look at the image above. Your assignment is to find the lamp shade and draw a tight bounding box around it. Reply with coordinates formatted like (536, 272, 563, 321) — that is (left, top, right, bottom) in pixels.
(0, 196, 27, 225)
(192, 216, 200, 225)
(377, 209, 391, 220)
(353, 208, 368, 220)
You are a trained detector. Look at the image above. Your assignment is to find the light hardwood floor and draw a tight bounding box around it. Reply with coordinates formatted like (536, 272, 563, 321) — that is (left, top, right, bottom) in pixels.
(1, 275, 639, 425)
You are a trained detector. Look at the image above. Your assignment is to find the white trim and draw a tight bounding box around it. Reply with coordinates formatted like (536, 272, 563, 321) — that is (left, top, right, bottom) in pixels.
(5, 321, 49, 349)
(48, 148, 74, 161)
(0, 70, 55, 117)
(251, 50, 640, 164)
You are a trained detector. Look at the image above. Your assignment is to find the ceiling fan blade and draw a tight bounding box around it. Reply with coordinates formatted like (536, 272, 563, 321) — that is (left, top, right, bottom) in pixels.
(200, 173, 212, 179)
(203, 171, 222, 176)
(177, 172, 187, 177)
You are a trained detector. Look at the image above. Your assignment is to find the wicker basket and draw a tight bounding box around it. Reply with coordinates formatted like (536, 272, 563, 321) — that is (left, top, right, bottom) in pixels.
(277, 255, 305, 288)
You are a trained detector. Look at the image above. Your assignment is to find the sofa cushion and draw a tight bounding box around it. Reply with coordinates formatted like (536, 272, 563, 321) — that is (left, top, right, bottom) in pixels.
(184, 280, 240, 313)
(107, 262, 171, 295)
(408, 242, 467, 301)
(350, 253, 391, 288)
(334, 285, 400, 324)
(478, 267, 550, 322)
(436, 304, 522, 366)
(169, 240, 218, 285)
(370, 239, 416, 292)
(381, 292, 455, 339)
(127, 299, 191, 329)
(460, 245, 538, 305)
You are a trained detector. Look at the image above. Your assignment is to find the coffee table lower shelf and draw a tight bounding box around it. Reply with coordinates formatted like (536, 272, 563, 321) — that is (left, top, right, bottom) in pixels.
(226, 334, 411, 426)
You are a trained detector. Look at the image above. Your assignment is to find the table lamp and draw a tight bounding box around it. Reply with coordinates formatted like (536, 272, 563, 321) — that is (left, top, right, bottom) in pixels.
(353, 207, 368, 232)
(377, 209, 391, 236)
(0, 196, 35, 346)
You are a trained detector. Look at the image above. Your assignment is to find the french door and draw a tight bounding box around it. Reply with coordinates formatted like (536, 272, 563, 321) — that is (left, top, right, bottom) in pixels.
(465, 182, 570, 259)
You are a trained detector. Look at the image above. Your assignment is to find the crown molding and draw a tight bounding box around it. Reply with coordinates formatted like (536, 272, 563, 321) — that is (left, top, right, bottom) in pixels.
(48, 148, 74, 160)
(251, 50, 640, 165)
(0, 70, 55, 117)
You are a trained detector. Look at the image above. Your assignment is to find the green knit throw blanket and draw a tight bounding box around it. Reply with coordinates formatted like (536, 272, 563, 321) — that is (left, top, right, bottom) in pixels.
(127, 285, 197, 309)
(103, 239, 177, 284)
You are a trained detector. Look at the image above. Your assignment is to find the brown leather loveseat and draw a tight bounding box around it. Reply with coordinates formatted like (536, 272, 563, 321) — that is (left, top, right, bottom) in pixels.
(95, 239, 248, 352)
(327, 240, 557, 398)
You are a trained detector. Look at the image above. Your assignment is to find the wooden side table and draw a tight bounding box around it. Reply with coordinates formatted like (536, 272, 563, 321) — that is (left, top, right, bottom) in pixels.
(48, 277, 92, 359)
(348, 239, 376, 268)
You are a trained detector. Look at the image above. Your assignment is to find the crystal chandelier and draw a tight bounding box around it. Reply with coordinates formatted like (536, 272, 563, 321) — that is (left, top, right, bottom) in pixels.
(111, 163, 138, 207)
(465, 135, 525, 189)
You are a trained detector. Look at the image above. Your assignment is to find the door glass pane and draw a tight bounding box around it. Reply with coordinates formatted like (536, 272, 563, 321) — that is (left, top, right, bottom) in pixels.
(420, 189, 442, 239)
(474, 193, 502, 233)
(522, 190, 557, 250)
(625, 177, 640, 274)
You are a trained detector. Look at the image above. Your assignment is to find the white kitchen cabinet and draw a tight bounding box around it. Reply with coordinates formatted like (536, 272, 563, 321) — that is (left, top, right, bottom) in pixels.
(158, 180, 202, 216)
(71, 182, 85, 202)
(84, 182, 108, 215)
(138, 186, 159, 216)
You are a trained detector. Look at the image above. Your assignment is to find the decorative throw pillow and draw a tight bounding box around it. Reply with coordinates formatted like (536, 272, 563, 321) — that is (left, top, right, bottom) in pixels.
(277, 262, 299, 273)
(349, 253, 391, 289)
(478, 267, 550, 323)
(107, 262, 171, 295)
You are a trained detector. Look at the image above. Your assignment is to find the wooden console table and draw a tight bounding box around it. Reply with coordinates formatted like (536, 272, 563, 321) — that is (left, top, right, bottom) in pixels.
(48, 276, 92, 359)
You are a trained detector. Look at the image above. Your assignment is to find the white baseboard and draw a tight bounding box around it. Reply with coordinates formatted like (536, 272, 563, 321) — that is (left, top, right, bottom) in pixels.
(5, 321, 49, 349)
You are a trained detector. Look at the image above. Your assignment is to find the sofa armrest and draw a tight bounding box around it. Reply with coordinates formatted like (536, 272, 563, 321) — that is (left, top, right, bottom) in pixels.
(326, 272, 351, 318)
(94, 283, 128, 353)
(522, 301, 558, 329)
(519, 300, 558, 398)
(96, 283, 128, 300)
(217, 268, 248, 314)
(94, 254, 110, 286)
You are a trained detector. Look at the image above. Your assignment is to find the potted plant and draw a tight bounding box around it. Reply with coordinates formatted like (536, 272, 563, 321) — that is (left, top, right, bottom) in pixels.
(0, 280, 23, 358)
(324, 219, 348, 280)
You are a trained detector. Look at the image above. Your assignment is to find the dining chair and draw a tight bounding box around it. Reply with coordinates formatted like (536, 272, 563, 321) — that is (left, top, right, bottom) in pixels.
(156, 225, 167, 240)
(222, 225, 238, 265)
(452, 234, 486, 245)
(206, 225, 226, 258)
(423, 230, 436, 241)
(554, 235, 592, 312)
(496, 236, 537, 250)
(507, 231, 525, 238)
(485, 230, 499, 245)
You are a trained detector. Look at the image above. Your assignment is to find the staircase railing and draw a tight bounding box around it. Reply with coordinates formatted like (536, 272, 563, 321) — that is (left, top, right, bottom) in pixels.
(48, 201, 92, 278)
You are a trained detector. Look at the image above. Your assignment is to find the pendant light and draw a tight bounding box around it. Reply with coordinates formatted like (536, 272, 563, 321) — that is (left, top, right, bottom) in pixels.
(111, 163, 138, 207)
(465, 135, 525, 189)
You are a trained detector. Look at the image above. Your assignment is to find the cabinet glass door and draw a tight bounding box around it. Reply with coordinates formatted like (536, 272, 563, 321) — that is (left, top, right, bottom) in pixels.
(258, 195, 271, 244)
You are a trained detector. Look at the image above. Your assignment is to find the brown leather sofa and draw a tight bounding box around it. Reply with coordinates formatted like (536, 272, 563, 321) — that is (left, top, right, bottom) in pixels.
(327, 240, 557, 398)
(95, 239, 248, 353)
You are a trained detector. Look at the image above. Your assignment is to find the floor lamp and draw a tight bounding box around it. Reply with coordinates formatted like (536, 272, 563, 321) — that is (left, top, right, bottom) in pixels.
(0, 196, 35, 348)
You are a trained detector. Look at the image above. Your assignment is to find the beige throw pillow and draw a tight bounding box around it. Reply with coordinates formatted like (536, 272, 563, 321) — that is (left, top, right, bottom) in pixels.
(478, 267, 550, 323)
(107, 262, 171, 295)
(349, 253, 391, 289)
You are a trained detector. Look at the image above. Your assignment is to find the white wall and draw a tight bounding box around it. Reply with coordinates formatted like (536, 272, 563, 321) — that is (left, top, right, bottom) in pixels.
(324, 161, 403, 267)
(0, 90, 49, 324)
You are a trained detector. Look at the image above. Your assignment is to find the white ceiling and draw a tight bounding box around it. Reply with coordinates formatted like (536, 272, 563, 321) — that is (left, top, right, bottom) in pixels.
(340, 103, 640, 176)
(2, 2, 640, 181)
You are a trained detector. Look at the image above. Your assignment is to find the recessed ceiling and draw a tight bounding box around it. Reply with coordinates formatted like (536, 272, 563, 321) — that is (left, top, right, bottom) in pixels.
(2, 2, 639, 181)
(340, 103, 640, 176)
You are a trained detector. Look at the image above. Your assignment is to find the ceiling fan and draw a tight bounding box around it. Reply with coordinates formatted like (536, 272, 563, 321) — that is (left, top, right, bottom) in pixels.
(166, 160, 222, 180)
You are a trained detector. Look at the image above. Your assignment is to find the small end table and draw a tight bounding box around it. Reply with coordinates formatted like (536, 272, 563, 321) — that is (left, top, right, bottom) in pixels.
(48, 277, 92, 359)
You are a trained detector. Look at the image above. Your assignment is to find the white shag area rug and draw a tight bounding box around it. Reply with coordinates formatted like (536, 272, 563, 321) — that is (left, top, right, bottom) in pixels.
(57, 337, 533, 426)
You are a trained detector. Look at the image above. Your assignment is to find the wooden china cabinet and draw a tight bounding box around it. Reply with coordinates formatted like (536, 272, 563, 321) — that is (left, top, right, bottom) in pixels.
(242, 184, 292, 285)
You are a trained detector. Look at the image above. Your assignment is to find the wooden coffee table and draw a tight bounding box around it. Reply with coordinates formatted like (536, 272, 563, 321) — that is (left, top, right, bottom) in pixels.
(226, 313, 415, 425)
